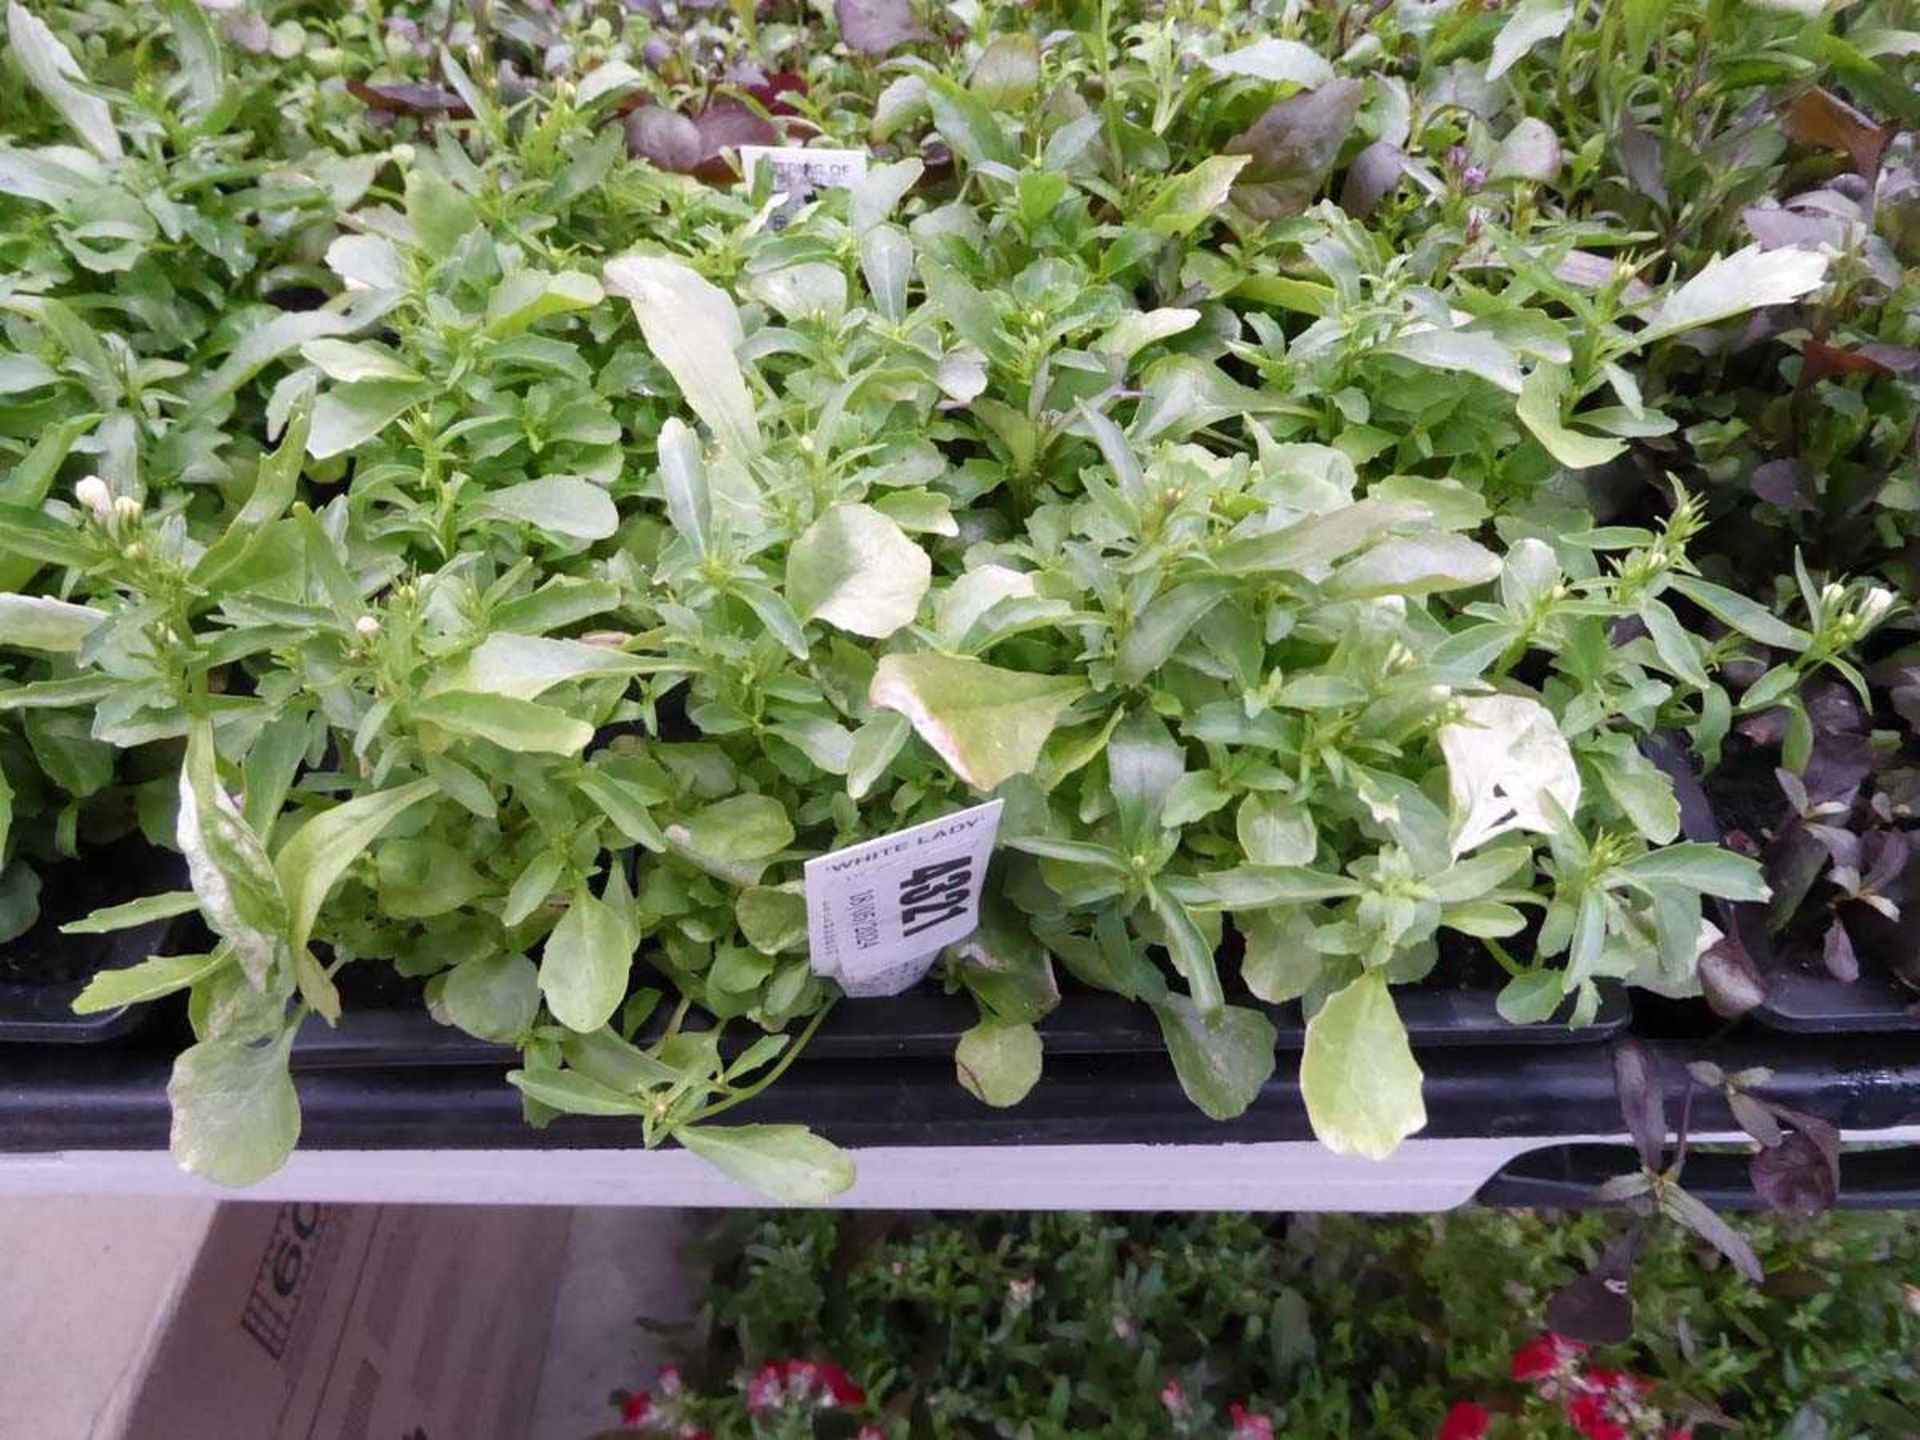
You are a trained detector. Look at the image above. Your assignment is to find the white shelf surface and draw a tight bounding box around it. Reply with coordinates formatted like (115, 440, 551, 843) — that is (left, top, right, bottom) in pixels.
(4, 1125, 1916, 1210)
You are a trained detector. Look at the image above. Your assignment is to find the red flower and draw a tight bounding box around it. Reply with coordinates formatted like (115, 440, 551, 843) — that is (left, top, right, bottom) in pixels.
(1511, 1333, 1585, 1382)
(815, 1361, 866, 1407)
(1565, 1392, 1628, 1440)
(1160, 1377, 1186, 1413)
(1438, 1402, 1491, 1440)
(1229, 1403, 1277, 1439)
(1585, 1368, 1648, 1398)
(619, 1391, 652, 1427)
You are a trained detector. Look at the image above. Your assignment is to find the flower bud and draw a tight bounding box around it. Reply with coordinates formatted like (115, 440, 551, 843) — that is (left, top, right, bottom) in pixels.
(354, 615, 380, 640)
(1858, 585, 1896, 629)
(73, 475, 112, 521)
(112, 495, 143, 528)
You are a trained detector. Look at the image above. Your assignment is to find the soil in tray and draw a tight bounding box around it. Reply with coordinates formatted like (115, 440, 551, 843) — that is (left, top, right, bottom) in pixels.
(0, 839, 185, 986)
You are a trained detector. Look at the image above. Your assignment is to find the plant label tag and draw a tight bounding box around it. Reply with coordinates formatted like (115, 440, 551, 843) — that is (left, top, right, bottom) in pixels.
(804, 799, 1003, 998)
(739, 145, 868, 228)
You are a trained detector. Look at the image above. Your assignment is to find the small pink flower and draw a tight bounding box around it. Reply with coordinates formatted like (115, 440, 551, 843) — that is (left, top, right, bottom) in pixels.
(746, 1363, 783, 1415)
(619, 1391, 651, 1427)
(1438, 1402, 1491, 1440)
(857, 1428, 887, 1440)
(1511, 1333, 1585, 1382)
(656, 1365, 684, 1397)
(1159, 1377, 1186, 1414)
(1229, 1402, 1276, 1439)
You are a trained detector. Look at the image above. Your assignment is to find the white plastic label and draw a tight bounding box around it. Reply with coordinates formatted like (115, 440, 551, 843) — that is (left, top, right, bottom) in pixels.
(805, 799, 1003, 998)
(739, 145, 868, 227)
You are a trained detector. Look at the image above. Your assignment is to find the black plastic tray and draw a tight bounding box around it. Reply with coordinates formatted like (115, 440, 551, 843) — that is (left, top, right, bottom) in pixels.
(3, 1034, 1915, 1157)
(288, 979, 1632, 1072)
(1478, 1142, 1920, 1210)
(0, 844, 188, 1045)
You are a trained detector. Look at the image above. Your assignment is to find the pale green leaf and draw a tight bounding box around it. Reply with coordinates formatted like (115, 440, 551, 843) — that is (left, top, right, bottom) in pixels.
(1300, 971, 1426, 1158)
(273, 779, 437, 953)
(1639, 245, 1831, 345)
(677, 1123, 856, 1201)
(413, 692, 594, 755)
(870, 653, 1085, 792)
(605, 254, 760, 454)
(168, 1036, 300, 1187)
(540, 882, 633, 1033)
(955, 1021, 1043, 1107)
(0, 594, 103, 652)
(7, 3, 120, 158)
(1152, 995, 1277, 1122)
(72, 948, 226, 1013)
(471, 476, 618, 542)
(786, 503, 930, 639)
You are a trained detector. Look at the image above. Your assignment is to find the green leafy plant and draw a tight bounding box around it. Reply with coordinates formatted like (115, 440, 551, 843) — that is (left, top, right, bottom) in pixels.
(0, 0, 1909, 1197)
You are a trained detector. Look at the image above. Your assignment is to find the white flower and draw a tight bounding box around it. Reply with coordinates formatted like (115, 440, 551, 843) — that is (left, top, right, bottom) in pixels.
(1858, 585, 1896, 629)
(354, 615, 381, 640)
(73, 475, 112, 521)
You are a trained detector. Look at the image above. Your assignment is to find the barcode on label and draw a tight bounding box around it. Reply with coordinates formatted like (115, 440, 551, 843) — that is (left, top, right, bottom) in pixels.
(805, 799, 1002, 998)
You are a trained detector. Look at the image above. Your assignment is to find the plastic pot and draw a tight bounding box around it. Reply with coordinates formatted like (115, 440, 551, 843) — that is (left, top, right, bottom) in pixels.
(0, 841, 188, 1044)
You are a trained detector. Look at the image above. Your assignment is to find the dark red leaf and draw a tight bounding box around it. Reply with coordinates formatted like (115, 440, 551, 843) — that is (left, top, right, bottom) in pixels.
(836, 0, 933, 55)
(346, 79, 473, 118)
(1546, 1228, 1642, 1344)
(1801, 337, 1894, 386)
(625, 105, 704, 173)
(1612, 1040, 1667, 1174)
(1340, 141, 1406, 219)
(1751, 457, 1814, 512)
(1225, 79, 1364, 221)
(689, 99, 779, 180)
(1750, 1131, 1838, 1217)
(1783, 86, 1892, 179)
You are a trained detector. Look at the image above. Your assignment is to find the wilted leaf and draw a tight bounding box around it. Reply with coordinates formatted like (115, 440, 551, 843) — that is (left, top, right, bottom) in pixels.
(1783, 86, 1891, 177)
(1750, 1130, 1838, 1217)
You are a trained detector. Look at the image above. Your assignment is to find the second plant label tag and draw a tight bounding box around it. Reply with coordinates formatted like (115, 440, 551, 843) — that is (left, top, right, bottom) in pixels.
(804, 799, 1003, 998)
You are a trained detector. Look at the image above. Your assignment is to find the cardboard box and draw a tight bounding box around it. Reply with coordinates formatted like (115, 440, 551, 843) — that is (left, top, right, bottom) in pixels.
(95, 1202, 569, 1440)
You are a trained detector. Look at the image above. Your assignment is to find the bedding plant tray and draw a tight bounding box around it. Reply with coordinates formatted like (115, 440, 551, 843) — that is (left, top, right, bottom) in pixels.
(0, 0, 1916, 1204)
